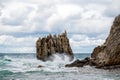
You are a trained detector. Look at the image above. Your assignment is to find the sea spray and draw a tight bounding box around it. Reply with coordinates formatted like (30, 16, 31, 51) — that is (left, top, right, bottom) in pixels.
(42, 53, 72, 68)
(0, 54, 120, 80)
(49, 53, 72, 61)
(0, 53, 74, 73)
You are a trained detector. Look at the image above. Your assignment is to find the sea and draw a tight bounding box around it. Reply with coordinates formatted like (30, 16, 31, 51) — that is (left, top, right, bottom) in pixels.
(0, 53, 120, 80)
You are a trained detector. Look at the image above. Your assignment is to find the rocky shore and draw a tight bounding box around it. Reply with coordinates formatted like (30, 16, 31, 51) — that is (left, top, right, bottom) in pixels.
(36, 31, 74, 61)
(36, 14, 120, 69)
(65, 14, 120, 69)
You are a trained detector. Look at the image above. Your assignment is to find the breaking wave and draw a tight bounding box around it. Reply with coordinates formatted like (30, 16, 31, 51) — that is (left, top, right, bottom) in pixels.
(0, 53, 120, 80)
(0, 53, 76, 73)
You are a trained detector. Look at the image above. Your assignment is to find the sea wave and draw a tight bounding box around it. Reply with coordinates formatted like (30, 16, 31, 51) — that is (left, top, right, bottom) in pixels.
(0, 54, 77, 73)
(0, 54, 120, 80)
(0, 54, 120, 74)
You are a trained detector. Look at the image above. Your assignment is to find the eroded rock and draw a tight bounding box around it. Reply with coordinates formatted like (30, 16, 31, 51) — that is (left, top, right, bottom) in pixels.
(36, 31, 74, 61)
(91, 14, 120, 67)
(66, 14, 120, 69)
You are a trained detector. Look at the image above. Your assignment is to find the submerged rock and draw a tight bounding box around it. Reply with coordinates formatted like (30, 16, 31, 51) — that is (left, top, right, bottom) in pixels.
(37, 65, 44, 68)
(36, 31, 74, 61)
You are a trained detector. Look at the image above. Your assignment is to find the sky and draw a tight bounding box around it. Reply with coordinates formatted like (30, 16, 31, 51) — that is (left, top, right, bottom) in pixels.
(0, 0, 120, 53)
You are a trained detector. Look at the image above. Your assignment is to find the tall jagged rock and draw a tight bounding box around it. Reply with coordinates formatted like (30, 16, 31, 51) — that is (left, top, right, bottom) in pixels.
(36, 31, 74, 61)
(65, 14, 120, 69)
(91, 14, 120, 67)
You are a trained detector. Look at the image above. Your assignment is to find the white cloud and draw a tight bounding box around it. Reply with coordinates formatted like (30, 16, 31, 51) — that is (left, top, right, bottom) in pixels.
(0, 0, 118, 34)
(0, 35, 37, 53)
(1, 2, 31, 25)
(10, 47, 35, 53)
(69, 34, 105, 53)
(0, 0, 119, 53)
(45, 4, 83, 32)
(70, 34, 104, 47)
(103, 0, 120, 17)
(71, 17, 113, 33)
(0, 1, 36, 33)
(0, 46, 35, 53)
(0, 35, 37, 47)
(0, 34, 104, 53)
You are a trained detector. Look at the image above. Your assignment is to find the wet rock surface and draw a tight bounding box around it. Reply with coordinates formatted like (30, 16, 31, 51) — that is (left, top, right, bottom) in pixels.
(65, 57, 91, 67)
(36, 31, 74, 61)
(65, 57, 96, 67)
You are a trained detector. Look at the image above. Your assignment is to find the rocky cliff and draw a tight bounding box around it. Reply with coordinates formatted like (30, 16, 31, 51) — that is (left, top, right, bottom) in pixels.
(91, 14, 120, 67)
(36, 31, 74, 61)
(66, 14, 120, 69)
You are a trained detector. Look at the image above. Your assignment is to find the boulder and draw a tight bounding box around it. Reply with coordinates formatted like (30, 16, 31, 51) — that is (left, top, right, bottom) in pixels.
(36, 31, 74, 61)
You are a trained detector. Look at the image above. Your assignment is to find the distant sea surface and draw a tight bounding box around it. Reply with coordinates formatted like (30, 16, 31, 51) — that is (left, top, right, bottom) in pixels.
(0, 53, 120, 80)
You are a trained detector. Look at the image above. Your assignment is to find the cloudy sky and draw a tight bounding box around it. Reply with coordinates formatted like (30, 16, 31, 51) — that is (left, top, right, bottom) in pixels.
(0, 0, 120, 53)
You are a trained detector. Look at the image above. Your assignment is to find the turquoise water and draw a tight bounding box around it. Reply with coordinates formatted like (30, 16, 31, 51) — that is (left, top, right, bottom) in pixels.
(0, 53, 120, 80)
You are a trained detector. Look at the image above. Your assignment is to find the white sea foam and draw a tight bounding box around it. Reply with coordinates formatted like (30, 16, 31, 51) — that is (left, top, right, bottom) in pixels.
(0, 54, 75, 73)
(1, 54, 120, 80)
(0, 54, 103, 73)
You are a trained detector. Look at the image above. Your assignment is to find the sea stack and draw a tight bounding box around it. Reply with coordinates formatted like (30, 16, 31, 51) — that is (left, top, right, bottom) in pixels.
(36, 31, 74, 61)
(91, 14, 120, 67)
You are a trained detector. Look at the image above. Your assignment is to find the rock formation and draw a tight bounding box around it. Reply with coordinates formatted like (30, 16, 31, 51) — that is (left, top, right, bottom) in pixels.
(65, 57, 93, 67)
(66, 14, 120, 69)
(91, 14, 120, 67)
(36, 31, 74, 61)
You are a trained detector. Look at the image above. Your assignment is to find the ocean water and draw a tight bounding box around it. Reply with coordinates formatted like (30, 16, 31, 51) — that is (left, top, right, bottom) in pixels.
(0, 53, 120, 80)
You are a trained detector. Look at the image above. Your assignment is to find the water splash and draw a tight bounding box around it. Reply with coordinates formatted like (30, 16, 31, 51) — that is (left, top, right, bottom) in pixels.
(0, 54, 120, 80)
(3, 55, 12, 62)
(0, 53, 76, 73)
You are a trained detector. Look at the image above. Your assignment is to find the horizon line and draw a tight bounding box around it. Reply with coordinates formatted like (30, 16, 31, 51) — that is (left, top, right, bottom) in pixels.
(0, 53, 91, 54)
